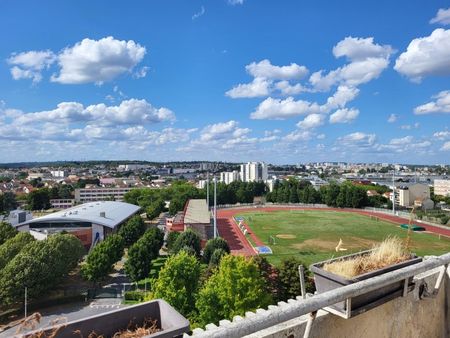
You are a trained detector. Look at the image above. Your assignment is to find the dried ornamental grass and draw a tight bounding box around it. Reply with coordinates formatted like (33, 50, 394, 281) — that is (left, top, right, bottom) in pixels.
(323, 237, 411, 279)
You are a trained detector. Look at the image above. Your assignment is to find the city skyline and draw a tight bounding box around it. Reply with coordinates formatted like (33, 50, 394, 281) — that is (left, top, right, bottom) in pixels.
(1, 1, 450, 164)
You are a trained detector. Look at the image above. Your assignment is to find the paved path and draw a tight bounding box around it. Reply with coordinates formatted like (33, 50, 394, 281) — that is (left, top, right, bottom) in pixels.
(217, 206, 450, 257)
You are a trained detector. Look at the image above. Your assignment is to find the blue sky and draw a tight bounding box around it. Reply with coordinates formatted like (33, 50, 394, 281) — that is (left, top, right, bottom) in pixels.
(0, 0, 449, 164)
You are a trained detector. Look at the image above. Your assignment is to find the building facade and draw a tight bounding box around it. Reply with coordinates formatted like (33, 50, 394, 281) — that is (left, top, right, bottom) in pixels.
(240, 162, 268, 183)
(220, 170, 240, 185)
(434, 179, 450, 197)
(75, 187, 133, 203)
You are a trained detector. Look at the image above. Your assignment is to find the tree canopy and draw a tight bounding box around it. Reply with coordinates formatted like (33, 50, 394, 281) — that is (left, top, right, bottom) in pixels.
(118, 215, 146, 247)
(171, 229, 201, 257)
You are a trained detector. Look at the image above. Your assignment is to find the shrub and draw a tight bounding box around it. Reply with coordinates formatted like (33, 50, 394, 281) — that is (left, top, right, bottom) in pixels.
(278, 257, 315, 301)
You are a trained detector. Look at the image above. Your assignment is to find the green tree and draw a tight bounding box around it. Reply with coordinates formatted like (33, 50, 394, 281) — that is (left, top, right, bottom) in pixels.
(0, 232, 35, 270)
(0, 233, 84, 305)
(81, 234, 125, 283)
(0, 222, 17, 246)
(1, 192, 18, 212)
(172, 229, 202, 257)
(166, 231, 180, 252)
(196, 255, 272, 326)
(27, 188, 51, 210)
(153, 251, 201, 317)
(278, 257, 314, 302)
(146, 199, 165, 220)
(209, 248, 227, 266)
(125, 227, 164, 281)
(202, 237, 230, 264)
(118, 215, 146, 247)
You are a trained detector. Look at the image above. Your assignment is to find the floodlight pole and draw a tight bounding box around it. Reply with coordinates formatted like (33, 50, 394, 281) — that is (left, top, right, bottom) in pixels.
(206, 172, 210, 210)
(24, 286, 27, 318)
(392, 168, 395, 215)
(214, 176, 217, 238)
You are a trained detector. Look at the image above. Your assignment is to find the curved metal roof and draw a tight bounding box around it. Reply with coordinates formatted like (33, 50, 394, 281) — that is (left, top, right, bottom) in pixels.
(18, 201, 141, 229)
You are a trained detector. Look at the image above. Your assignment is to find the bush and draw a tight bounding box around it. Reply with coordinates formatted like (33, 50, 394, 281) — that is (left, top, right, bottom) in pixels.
(118, 215, 146, 247)
(124, 290, 146, 302)
(278, 257, 315, 301)
(125, 227, 164, 282)
(202, 237, 230, 264)
(172, 229, 201, 257)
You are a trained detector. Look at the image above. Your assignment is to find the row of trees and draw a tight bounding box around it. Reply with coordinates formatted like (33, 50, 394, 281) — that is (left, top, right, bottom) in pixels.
(266, 179, 373, 209)
(0, 233, 84, 305)
(0, 192, 18, 213)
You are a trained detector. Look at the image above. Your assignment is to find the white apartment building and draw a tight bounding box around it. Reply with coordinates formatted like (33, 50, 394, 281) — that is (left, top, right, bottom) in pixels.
(74, 187, 133, 203)
(50, 170, 67, 178)
(434, 179, 450, 197)
(197, 180, 207, 189)
(220, 171, 240, 185)
(117, 164, 148, 171)
(240, 162, 268, 183)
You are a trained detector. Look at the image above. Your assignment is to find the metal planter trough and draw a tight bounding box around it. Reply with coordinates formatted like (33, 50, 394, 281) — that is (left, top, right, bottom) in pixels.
(310, 250, 422, 318)
(23, 299, 189, 338)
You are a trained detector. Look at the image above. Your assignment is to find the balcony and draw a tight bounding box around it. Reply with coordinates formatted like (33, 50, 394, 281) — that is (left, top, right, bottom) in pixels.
(187, 253, 450, 338)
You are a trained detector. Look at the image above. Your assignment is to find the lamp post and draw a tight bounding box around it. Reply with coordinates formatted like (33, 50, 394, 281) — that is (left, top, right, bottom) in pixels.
(213, 176, 217, 238)
(206, 172, 210, 210)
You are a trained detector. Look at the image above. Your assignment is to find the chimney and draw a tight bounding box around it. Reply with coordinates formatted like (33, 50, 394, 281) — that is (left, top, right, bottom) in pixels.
(100, 212, 106, 218)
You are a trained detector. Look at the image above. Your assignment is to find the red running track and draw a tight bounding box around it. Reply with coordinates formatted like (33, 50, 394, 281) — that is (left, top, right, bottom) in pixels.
(217, 206, 450, 256)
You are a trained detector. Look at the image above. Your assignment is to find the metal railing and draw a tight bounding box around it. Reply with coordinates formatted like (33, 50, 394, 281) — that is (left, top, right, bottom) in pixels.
(191, 253, 450, 337)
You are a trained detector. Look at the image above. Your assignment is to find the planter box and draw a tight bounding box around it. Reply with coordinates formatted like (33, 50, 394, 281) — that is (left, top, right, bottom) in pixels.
(23, 299, 189, 338)
(310, 250, 422, 317)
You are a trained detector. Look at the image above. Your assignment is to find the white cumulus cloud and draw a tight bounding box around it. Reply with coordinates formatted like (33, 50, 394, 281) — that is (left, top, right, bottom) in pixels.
(414, 90, 450, 114)
(394, 29, 450, 82)
(246, 59, 308, 80)
(225, 77, 271, 98)
(51, 36, 146, 84)
(329, 108, 359, 124)
(7, 50, 56, 83)
(441, 141, 450, 151)
(250, 97, 320, 119)
(338, 132, 376, 147)
(430, 8, 450, 25)
(387, 114, 398, 123)
(296, 114, 325, 129)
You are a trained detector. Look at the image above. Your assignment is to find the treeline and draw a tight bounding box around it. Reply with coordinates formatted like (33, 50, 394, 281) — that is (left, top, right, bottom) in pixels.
(125, 180, 267, 218)
(266, 179, 376, 209)
(0, 232, 84, 305)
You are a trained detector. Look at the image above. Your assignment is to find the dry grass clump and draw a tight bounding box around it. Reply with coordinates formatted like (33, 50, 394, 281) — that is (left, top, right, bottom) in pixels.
(323, 237, 411, 279)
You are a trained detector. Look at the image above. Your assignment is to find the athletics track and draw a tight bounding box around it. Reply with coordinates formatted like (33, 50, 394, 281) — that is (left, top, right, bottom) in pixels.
(216, 206, 450, 256)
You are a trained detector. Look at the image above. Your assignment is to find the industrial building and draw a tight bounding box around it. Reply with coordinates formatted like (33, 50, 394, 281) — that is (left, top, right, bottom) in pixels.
(15, 201, 141, 248)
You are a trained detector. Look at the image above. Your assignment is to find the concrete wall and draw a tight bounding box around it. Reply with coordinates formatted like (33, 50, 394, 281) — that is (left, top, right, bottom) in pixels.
(244, 268, 449, 338)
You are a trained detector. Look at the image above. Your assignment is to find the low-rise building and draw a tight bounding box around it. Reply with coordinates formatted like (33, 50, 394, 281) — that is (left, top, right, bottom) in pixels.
(50, 199, 76, 209)
(75, 187, 133, 203)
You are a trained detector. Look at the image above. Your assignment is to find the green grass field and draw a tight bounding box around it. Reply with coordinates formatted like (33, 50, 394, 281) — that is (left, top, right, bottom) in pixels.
(237, 210, 450, 267)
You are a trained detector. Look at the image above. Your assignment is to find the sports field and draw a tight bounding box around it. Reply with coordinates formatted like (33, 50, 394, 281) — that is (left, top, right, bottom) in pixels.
(237, 209, 450, 267)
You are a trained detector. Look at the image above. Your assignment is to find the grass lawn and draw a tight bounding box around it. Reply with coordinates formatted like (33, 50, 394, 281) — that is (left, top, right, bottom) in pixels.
(237, 210, 450, 267)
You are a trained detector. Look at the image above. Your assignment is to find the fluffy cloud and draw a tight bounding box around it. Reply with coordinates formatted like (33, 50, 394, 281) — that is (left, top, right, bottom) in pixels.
(389, 136, 413, 145)
(414, 90, 450, 114)
(228, 0, 244, 4)
(7, 50, 56, 83)
(246, 59, 308, 80)
(441, 141, 450, 151)
(321, 85, 360, 112)
(310, 37, 393, 91)
(226, 59, 309, 98)
(338, 132, 376, 147)
(283, 130, 313, 142)
(192, 6, 205, 20)
(433, 130, 450, 140)
(51, 37, 146, 84)
(296, 114, 325, 129)
(329, 108, 359, 124)
(250, 97, 320, 119)
(387, 114, 398, 123)
(394, 29, 450, 82)
(14, 99, 175, 126)
(200, 120, 250, 142)
(430, 8, 450, 25)
(225, 77, 271, 98)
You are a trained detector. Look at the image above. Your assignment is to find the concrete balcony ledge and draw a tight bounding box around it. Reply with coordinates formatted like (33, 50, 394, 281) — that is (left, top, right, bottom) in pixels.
(186, 254, 450, 338)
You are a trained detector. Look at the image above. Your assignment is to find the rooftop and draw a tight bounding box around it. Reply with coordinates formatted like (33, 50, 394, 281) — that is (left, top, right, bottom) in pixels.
(184, 199, 210, 224)
(17, 201, 141, 229)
